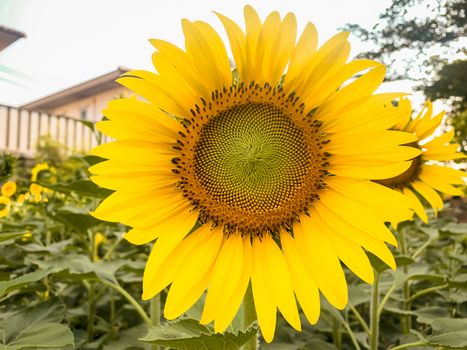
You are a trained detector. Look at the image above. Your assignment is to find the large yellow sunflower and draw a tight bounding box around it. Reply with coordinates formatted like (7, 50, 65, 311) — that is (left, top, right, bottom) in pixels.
(90, 6, 420, 342)
(376, 99, 465, 223)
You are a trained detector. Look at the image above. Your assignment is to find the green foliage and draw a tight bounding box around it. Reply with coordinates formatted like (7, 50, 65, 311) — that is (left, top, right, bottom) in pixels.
(424, 60, 467, 151)
(0, 153, 17, 183)
(0, 299, 74, 349)
(343, 0, 466, 81)
(140, 319, 258, 350)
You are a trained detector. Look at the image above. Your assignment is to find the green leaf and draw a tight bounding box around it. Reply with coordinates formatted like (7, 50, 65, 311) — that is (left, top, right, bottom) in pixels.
(53, 206, 101, 231)
(440, 222, 467, 235)
(103, 324, 147, 350)
(367, 253, 393, 273)
(413, 306, 450, 325)
(303, 340, 340, 350)
(0, 268, 53, 297)
(5, 323, 74, 349)
(348, 284, 371, 306)
(80, 155, 106, 167)
(395, 255, 415, 267)
(0, 232, 26, 243)
(33, 253, 127, 284)
(0, 299, 74, 349)
(38, 180, 112, 198)
(140, 318, 258, 350)
(20, 240, 71, 254)
(417, 318, 467, 348)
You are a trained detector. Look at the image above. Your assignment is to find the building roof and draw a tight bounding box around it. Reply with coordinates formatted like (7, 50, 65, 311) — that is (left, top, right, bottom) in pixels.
(21, 66, 130, 111)
(0, 25, 26, 52)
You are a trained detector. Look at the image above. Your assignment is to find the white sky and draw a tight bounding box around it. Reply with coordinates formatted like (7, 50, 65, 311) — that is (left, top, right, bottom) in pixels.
(0, 0, 423, 108)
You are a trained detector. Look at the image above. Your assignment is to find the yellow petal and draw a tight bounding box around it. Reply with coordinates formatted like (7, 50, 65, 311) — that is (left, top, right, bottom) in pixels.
(201, 234, 244, 324)
(104, 97, 180, 138)
(213, 238, 252, 333)
(419, 173, 464, 196)
(123, 207, 198, 245)
(321, 218, 374, 284)
(215, 12, 247, 82)
(411, 181, 443, 215)
(116, 75, 187, 117)
(294, 214, 348, 309)
(313, 202, 396, 270)
(318, 189, 398, 246)
(285, 22, 318, 92)
(323, 93, 408, 133)
(251, 237, 277, 343)
(423, 165, 466, 185)
(142, 212, 199, 299)
(402, 188, 428, 223)
(164, 226, 223, 319)
(317, 65, 386, 116)
(149, 39, 209, 99)
(91, 140, 176, 162)
(326, 177, 413, 223)
(255, 12, 296, 84)
(330, 160, 412, 180)
(243, 5, 262, 83)
(182, 20, 232, 91)
(257, 235, 301, 331)
(280, 231, 320, 324)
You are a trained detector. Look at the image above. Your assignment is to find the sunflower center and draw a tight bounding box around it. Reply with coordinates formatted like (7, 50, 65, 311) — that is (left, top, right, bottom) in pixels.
(194, 103, 309, 212)
(374, 141, 422, 189)
(174, 83, 330, 236)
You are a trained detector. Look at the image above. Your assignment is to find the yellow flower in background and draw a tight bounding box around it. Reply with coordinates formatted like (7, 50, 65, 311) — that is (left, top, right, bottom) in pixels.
(21, 231, 33, 241)
(376, 100, 466, 223)
(91, 6, 419, 341)
(17, 193, 30, 204)
(29, 183, 42, 196)
(31, 162, 50, 182)
(0, 196, 11, 218)
(93, 232, 107, 261)
(1, 181, 16, 197)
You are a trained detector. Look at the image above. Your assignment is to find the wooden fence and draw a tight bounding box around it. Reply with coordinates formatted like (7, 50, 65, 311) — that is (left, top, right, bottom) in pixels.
(0, 104, 109, 157)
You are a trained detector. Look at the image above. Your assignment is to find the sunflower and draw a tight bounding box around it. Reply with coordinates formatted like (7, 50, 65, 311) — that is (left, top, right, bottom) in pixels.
(1, 180, 16, 197)
(0, 195, 11, 218)
(31, 162, 50, 182)
(90, 6, 420, 342)
(376, 99, 465, 223)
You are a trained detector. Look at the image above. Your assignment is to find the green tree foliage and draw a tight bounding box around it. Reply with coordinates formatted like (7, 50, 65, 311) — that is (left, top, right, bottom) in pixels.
(425, 60, 467, 151)
(344, 0, 466, 80)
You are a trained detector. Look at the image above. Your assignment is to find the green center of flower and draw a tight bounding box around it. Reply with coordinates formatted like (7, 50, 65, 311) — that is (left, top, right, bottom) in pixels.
(194, 103, 309, 212)
(174, 83, 330, 236)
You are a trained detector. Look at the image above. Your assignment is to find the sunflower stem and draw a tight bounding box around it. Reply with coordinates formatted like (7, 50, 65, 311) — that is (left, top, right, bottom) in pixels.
(369, 269, 380, 350)
(87, 230, 96, 342)
(349, 303, 370, 335)
(150, 295, 161, 350)
(242, 284, 258, 350)
(99, 279, 151, 326)
(398, 226, 412, 333)
(389, 341, 426, 350)
(332, 317, 342, 349)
